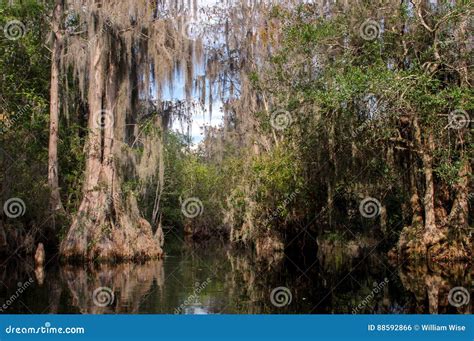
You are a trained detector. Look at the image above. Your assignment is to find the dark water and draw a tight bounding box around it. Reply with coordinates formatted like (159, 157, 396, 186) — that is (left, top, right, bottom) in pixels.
(0, 232, 472, 314)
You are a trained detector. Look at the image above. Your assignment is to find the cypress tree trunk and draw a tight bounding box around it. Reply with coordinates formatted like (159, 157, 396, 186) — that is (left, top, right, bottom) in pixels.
(409, 151, 423, 226)
(60, 15, 163, 261)
(421, 131, 439, 245)
(412, 116, 442, 246)
(48, 0, 64, 213)
(448, 159, 470, 229)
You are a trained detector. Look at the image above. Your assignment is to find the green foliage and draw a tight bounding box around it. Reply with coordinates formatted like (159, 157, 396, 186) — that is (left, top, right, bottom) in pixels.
(0, 1, 51, 225)
(215, 0, 472, 249)
(160, 131, 233, 231)
(0, 0, 471, 256)
(0, 1, 85, 231)
(251, 146, 302, 203)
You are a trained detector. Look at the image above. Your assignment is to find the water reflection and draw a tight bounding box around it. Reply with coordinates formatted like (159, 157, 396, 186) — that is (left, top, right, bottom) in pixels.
(61, 261, 164, 314)
(396, 261, 472, 314)
(0, 235, 472, 314)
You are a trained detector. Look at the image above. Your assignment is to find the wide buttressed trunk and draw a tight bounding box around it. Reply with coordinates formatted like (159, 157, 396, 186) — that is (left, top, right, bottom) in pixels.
(60, 5, 166, 261)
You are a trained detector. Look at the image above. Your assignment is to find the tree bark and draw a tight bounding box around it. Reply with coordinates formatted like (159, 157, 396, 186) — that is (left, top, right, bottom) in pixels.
(448, 159, 471, 229)
(48, 0, 64, 213)
(60, 17, 163, 261)
(422, 132, 437, 238)
(413, 116, 441, 245)
(327, 112, 336, 227)
(409, 151, 423, 226)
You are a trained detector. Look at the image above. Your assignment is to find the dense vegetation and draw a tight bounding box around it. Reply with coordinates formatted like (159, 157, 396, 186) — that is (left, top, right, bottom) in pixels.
(0, 1, 472, 266)
(160, 1, 473, 263)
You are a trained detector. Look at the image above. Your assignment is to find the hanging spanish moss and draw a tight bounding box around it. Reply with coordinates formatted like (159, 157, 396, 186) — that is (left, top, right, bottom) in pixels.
(58, 0, 292, 261)
(60, 0, 197, 260)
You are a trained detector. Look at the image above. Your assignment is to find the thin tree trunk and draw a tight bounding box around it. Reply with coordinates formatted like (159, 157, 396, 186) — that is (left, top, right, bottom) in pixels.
(421, 131, 437, 241)
(457, 12, 470, 86)
(413, 116, 440, 245)
(152, 129, 165, 228)
(327, 112, 336, 227)
(48, 0, 64, 213)
(409, 151, 423, 226)
(448, 159, 470, 229)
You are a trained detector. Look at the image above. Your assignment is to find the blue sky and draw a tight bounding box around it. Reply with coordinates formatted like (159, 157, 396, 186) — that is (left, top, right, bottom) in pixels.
(161, 70, 224, 145)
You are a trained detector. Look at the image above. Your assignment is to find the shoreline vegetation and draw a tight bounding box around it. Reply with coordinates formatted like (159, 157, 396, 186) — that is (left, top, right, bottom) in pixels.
(0, 0, 472, 283)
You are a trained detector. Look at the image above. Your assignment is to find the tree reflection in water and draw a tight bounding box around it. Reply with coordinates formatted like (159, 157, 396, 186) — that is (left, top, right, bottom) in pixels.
(61, 261, 165, 314)
(0, 238, 472, 314)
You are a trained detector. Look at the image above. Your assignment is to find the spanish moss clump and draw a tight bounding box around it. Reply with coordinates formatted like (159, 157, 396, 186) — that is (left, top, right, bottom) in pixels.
(58, 0, 295, 261)
(60, 0, 200, 261)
